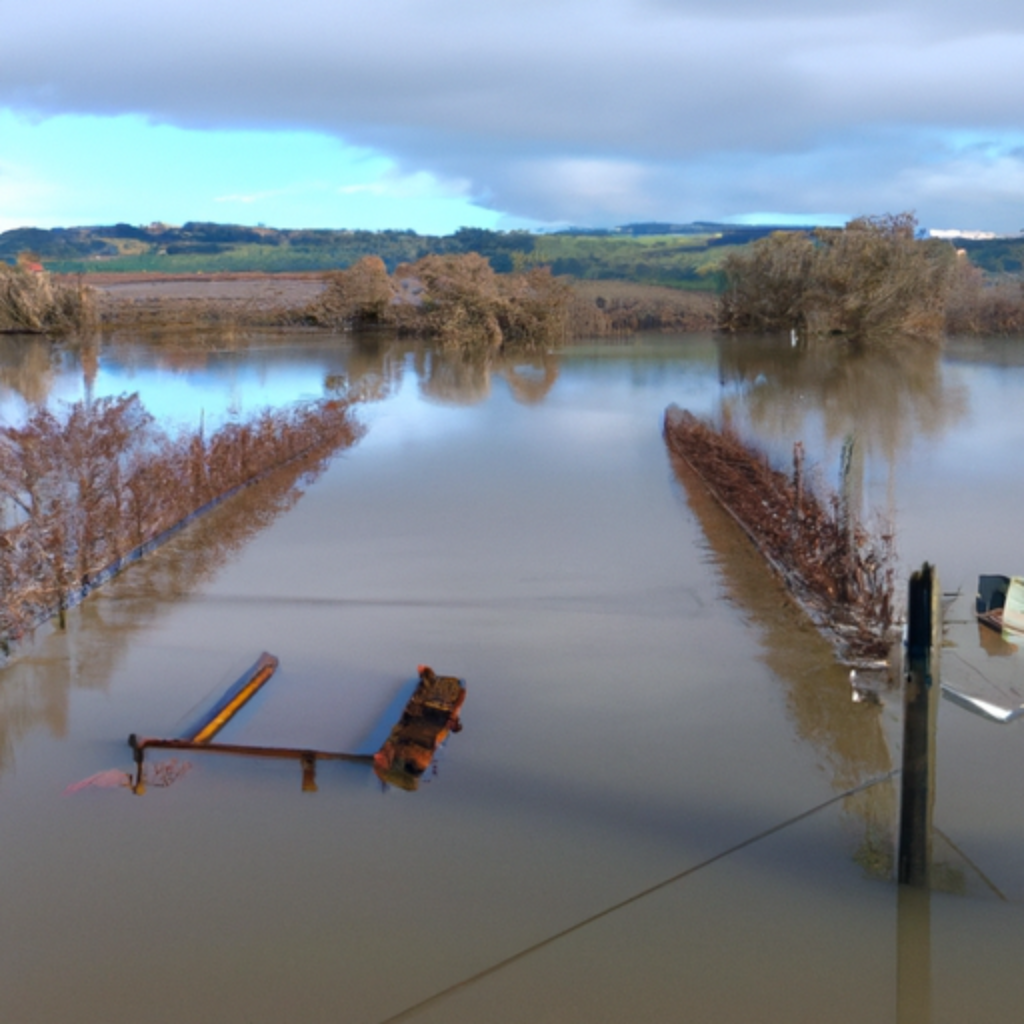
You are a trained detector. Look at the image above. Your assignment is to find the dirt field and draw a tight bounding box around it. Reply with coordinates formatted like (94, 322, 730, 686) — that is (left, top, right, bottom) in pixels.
(73, 271, 718, 335)
(82, 272, 326, 308)
(73, 272, 327, 329)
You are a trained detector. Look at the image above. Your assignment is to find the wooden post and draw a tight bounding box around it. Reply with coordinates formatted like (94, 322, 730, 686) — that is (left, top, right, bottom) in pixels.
(898, 563, 940, 887)
(129, 733, 146, 795)
(301, 752, 319, 793)
(792, 442, 804, 520)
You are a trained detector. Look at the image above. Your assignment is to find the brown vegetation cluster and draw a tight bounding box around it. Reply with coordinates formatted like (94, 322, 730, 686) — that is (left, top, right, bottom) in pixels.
(663, 406, 895, 663)
(306, 254, 575, 353)
(32, 234, 1024, 344)
(0, 395, 362, 652)
(943, 259, 1024, 335)
(567, 280, 718, 335)
(96, 265, 720, 346)
(719, 213, 955, 344)
(0, 264, 98, 336)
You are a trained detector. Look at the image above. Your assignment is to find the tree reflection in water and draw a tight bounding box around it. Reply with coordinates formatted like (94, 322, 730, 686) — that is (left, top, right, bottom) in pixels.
(325, 333, 409, 405)
(328, 337, 561, 409)
(678, 333, 982, 890)
(0, 335, 60, 410)
(668, 443, 898, 879)
(716, 334, 967, 517)
(416, 347, 561, 407)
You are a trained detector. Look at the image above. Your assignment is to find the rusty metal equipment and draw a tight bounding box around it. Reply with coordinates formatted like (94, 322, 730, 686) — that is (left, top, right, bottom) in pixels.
(128, 656, 465, 793)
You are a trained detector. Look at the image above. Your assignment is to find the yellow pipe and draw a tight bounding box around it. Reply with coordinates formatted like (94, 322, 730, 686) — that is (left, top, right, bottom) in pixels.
(188, 653, 278, 744)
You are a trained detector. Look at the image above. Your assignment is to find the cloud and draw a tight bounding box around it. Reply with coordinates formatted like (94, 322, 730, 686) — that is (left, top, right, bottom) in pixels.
(2, 0, 1024, 229)
(899, 151, 1024, 230)
(337, 169, 474, 201)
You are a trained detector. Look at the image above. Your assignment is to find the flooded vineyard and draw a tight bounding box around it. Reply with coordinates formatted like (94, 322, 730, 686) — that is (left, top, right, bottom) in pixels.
(0, 329, 1022, 1023)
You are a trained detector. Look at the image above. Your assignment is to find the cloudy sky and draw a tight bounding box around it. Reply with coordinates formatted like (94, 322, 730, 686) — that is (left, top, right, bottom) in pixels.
(2, 0, 1023, 235)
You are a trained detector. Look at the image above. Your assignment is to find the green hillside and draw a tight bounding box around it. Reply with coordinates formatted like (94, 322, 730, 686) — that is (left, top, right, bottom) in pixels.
(0, 221, 784, 287)
(953, 237, 1024, 274)
(513, 232, 736, 288)
(5, 219, 1017, 286)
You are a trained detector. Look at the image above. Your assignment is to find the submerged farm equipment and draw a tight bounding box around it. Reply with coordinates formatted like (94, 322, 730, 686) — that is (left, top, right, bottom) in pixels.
(128, 655, 466, 793)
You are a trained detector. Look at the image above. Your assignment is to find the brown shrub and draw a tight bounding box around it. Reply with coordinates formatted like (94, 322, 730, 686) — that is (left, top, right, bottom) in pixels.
(568, 280, 718, 335)
(943, 259, 1024, 335)
(309, 256, 395, 328)
(0, 264, 97, 336)
(308, 254, 573, 353)
(718, 231, 816, 334)
(719, 214, 956, 345)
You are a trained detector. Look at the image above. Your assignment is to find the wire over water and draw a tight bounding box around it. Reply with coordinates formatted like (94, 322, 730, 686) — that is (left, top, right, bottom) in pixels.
(378, 770, 900, 1024)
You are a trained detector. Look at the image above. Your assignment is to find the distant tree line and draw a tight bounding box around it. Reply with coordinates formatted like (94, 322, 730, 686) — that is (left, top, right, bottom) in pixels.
(1, 222, 781, 285)
(0, 223, 540, 274)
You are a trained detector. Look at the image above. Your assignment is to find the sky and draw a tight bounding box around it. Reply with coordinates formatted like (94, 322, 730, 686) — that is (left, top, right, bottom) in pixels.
(2, 0, 1024, 236)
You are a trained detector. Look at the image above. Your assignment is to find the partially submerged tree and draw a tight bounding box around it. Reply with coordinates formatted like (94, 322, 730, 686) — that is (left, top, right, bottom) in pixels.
(807, 214, 953, 340)
(308, 253, 572, 353)
(719, 213, 956, 344)
(943, 255, 1024, 335)
(314, 255, 395, 328)
(718, 230, 816, 334)
(397, 253, 507, 349)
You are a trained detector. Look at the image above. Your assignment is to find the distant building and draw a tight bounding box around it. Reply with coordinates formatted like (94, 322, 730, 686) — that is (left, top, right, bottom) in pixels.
(928, 229, 999, 240)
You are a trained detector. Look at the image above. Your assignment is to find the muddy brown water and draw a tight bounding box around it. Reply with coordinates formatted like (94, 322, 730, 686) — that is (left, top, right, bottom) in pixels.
(1, 331, 1022, 1023)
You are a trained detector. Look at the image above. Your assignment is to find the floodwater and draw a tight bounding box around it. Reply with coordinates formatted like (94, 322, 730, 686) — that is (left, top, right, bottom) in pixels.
(1, 329, 1023, 1023)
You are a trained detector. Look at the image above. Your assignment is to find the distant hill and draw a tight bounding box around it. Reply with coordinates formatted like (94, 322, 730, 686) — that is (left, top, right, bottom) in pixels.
(4, 220, 1017, 285)
(0, 222, 464, 274)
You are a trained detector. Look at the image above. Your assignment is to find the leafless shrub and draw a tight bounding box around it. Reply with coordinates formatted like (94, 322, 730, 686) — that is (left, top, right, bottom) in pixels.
(0, 395, 362, 653)
(663, 405, 895, 663)
(489, 266, 575, 350)
(308, 256, 720, 346)
(0, 265, 98, 336)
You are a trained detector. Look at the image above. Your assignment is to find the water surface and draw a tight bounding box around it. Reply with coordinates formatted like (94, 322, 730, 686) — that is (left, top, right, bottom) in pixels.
(1, 330, 1022, 1023)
